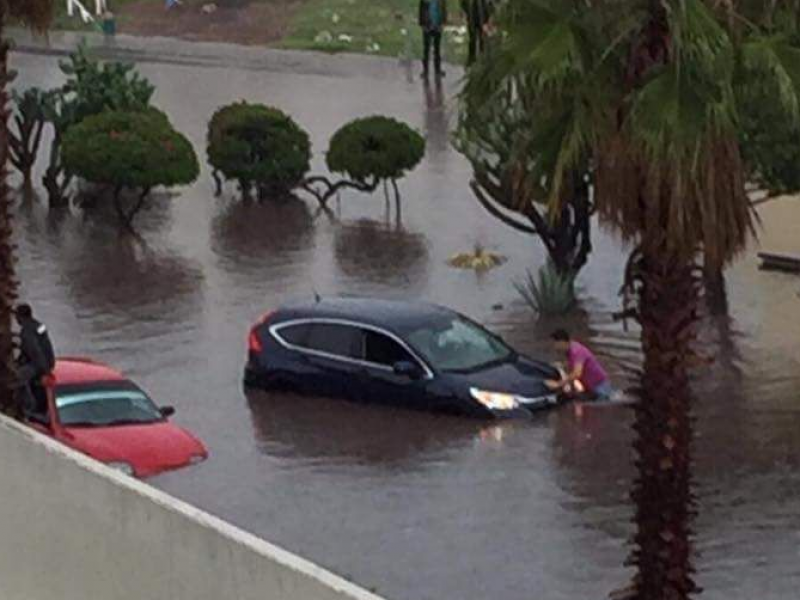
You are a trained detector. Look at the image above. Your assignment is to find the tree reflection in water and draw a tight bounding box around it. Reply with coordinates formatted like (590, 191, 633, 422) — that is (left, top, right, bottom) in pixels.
(334, 219, 430, 292)
(211, 197, 315, 285)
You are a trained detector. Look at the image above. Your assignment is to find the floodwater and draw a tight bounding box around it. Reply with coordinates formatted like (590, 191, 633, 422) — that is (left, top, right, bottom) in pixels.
(11, 45, 800, 600)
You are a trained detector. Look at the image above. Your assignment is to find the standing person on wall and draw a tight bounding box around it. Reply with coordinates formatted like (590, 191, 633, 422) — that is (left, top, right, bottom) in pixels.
(461, 0, 494, 65)
(419, 0, 448, 79)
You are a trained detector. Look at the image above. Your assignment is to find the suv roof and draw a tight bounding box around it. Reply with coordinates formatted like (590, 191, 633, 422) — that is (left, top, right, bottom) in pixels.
(273, 297, 455, 335)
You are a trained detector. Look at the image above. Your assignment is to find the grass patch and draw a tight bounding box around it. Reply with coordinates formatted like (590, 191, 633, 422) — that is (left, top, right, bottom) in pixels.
(49, 0, 143, 32)
(279, 0, 467, 62)
(31, 0, 469, 63)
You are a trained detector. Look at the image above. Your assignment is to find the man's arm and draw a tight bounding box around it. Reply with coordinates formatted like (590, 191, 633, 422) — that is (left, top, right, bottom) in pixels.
(546, 362, 585, 390)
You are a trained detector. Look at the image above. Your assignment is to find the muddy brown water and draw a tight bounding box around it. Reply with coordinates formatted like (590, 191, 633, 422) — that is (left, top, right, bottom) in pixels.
(11, 49, 800, 600)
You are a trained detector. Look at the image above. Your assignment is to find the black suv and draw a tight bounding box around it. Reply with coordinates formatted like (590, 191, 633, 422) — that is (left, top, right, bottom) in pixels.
(244, 297, 562, 418)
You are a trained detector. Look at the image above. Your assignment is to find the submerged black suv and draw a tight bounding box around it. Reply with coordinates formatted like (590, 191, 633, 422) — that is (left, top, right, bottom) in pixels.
(244, 297, 562, 418)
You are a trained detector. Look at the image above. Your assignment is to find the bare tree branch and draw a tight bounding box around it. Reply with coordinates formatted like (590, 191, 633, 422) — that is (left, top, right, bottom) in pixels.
(470, 180, 539, 235)
(299, 175, 379, 207)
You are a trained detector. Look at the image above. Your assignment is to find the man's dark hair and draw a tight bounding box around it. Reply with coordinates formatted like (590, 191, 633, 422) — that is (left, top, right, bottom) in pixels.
(15, 304, 33, 319)
(550, 329, 570, 342)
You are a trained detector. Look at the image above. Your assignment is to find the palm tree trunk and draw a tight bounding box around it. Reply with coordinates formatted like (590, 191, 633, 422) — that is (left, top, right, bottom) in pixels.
(625, 248, 700, 600)
(0, 20, 21, 416)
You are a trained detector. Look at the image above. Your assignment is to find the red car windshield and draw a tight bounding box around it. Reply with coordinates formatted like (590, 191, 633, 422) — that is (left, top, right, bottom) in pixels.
(56, 384, 163, 427)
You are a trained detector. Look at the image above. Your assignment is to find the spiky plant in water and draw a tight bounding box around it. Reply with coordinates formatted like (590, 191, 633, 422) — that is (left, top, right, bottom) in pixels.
(464, 2, 800, 598)
(514, 262, 576, 316)
(0, 1, 54, 416)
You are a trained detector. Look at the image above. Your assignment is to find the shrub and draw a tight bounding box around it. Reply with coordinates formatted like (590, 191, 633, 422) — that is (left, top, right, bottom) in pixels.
(207, 102, 311, 198)
(37, 44, 157, 207)
(514, 262, 577, 316)
(326, 116, 425, 184)
(62, 110, 199, 228)
(61, 42, 155, 123)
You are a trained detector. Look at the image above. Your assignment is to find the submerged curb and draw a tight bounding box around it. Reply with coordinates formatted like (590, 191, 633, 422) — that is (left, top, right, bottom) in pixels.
(8, 27, 463, 82)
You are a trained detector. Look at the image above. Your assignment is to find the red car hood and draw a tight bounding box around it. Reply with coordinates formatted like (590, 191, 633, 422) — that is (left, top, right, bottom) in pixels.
(63, 421, 207, 478)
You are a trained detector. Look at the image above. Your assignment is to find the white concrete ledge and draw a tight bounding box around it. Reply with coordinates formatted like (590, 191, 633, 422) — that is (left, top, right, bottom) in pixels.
(0, 413, 389, 600)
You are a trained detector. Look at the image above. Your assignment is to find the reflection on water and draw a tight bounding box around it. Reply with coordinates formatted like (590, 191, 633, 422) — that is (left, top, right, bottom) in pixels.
(334, 219, 429, 292)
(211, 197, 316, 275)
(246, 389, 514, 468)
(12, 51, 800, 600)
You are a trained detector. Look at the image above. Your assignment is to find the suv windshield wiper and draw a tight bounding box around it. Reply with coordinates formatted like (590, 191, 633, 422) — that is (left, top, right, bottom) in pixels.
(443, 352, 516, 374)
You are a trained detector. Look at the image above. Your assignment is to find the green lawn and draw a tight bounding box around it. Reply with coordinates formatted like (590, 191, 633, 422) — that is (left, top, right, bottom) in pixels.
(50, 0, 142, 32)
(279, 0, 467, 63)
(44, 0, 469, 63)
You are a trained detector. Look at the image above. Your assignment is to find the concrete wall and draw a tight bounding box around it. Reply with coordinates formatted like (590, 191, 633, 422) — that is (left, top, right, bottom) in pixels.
(0, 414, 388, 600)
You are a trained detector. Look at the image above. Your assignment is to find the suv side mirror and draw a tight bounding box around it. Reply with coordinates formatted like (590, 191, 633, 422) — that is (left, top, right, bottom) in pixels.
(393, 361, 423, 380)
(160, 406, 176, 418)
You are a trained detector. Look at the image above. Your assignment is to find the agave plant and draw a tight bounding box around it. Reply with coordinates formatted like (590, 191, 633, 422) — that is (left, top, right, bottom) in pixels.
(514, 262, 577, 316)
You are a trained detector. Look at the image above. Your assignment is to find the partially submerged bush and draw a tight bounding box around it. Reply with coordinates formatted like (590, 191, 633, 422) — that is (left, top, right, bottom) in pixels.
(299, 116, 425, 220)
(514, 262, 577, 316)
(62, 110, 199, 228)
(207, 102, 311, 198)
(326, 116, 425, 185)
(31, 43, 158, 207)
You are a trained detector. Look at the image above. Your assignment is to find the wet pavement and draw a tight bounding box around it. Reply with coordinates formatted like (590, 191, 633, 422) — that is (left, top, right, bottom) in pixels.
(11, 41, 800, 600)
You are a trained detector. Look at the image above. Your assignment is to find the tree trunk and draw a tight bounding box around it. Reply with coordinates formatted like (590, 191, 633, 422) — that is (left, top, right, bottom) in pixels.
(392, 179, 402, 228)
(624, 248, 699, 600)
(212, 169, 222, 196)
(0, 26, 21, 416)
(43, 133, 71, 209)
(703, 265, 728, 317)
(113, 186, 150, 232)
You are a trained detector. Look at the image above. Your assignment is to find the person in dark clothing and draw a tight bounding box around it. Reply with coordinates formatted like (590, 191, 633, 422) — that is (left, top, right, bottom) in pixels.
(15, 304, 56, 416)
(419, 0, 448, 78)
(461, 0, 494, 65)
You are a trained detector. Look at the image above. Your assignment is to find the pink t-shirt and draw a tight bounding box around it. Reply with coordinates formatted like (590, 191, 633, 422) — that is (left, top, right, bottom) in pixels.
(567, 341, 608, 392)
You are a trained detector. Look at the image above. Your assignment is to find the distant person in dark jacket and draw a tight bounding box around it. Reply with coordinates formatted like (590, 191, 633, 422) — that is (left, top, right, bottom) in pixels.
(419, 0, 448, 78)
(15, 304, 56, 415)
(461, 0, 494, 65)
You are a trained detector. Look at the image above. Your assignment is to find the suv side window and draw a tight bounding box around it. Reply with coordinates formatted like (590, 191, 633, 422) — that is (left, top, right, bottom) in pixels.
(278, 323, 312, 347)
(363, 330, 415, 367)
(304, 323, 363, 359)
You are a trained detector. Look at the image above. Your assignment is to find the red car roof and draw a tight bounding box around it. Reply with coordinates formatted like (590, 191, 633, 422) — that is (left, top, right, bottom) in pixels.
(54, 358, 127, 386)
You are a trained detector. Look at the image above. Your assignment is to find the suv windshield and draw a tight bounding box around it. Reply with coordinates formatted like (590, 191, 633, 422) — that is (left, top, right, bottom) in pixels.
(406, 316, 513, 372)
(56, 385, 163, 427)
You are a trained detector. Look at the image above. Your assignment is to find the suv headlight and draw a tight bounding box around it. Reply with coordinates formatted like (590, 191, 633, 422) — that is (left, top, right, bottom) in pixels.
(470, 388, 519, 411)
(106, 461, 135, 476)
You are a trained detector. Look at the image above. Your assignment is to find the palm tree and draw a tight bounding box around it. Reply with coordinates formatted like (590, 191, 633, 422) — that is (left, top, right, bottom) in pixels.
(462, 2, 800, 599)
(0, 1, 54, 415)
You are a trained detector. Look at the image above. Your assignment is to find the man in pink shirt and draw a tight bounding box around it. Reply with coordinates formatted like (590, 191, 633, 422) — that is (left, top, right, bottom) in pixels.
(546, 329, 613, 401)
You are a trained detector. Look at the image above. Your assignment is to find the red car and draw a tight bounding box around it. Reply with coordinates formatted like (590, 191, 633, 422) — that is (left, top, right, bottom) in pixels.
(24, 357, 208, 478)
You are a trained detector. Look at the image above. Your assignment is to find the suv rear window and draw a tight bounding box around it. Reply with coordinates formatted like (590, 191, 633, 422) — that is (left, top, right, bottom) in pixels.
(278, 322, 363, 359)
(278, 323, 312, 346)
